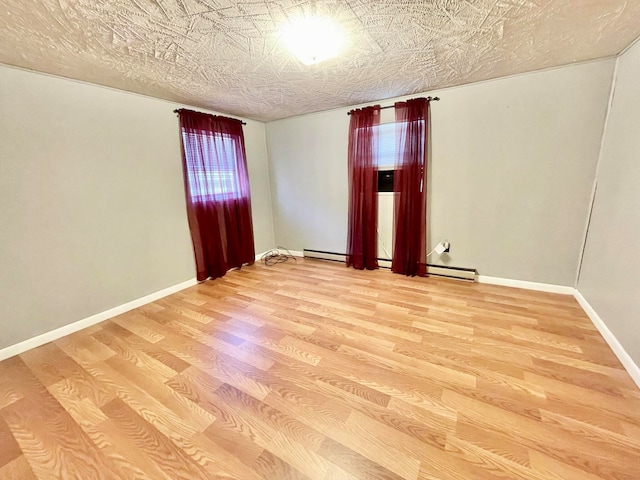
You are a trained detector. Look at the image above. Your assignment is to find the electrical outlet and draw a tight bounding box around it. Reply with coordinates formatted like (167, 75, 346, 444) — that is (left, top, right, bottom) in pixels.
(432, 239, 451, 256)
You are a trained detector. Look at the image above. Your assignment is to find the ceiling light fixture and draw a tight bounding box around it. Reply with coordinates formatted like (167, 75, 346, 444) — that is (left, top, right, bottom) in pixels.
(281, 16, 345, 66)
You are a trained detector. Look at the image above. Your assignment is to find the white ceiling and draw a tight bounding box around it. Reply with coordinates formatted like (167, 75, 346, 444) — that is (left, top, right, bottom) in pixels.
(1, 1, 639, 121)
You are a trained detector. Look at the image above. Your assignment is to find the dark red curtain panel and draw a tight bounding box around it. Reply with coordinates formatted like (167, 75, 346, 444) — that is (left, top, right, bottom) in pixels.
(178, 109, 255, 281)
(392, 98, 430, 276)
(346, 106, 381, 270)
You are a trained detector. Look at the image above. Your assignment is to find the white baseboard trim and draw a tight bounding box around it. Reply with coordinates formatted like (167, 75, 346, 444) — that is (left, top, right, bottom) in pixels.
(573, 290, 640, 389)
(477, 275, 575, 295)
(466, 275, 640, 388)
(255, 249, 303, 261)
(255, 251, 270, 261)
(279, 248, 303, 257)
(6, 267, 637, 392)
(0, 278, 198, 362)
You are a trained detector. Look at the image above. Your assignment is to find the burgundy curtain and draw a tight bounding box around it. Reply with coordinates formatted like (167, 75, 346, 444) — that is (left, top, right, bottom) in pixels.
(392, 98, 430, 276)
(346, 106, 380, 270)
(178, 109, 255, 281)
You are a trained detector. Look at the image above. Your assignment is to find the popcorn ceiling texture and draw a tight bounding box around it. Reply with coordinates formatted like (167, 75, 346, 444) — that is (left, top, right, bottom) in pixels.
(1, 0, 639, 121)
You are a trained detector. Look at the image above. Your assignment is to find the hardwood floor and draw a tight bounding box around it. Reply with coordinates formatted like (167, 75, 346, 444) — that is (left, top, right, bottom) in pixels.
(1, 258, 639, 479)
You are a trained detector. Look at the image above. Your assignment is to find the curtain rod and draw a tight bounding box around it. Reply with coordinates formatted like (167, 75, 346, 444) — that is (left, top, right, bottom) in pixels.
(173, 109, 247, 125)
(347, 96, 440, 116)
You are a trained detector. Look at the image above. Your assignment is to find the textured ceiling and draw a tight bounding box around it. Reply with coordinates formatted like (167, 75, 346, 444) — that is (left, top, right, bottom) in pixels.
(1, 1, 640, 121)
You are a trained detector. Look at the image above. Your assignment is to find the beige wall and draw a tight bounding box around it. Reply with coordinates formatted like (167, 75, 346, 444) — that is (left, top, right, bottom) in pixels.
(578, 40, 640, 365)
(0, 65, 274, 350)
(265, 59, 615, 286)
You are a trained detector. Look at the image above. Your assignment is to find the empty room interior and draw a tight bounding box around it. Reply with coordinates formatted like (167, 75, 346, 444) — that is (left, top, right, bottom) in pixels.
(2, 1, 640, 479)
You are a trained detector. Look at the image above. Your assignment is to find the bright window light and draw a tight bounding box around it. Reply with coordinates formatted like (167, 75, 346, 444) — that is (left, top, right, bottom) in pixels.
(281, 16, 345, 65)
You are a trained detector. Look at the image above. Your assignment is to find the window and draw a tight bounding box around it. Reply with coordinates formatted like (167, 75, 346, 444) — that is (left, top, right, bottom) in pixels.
(354, 121, 397, 169)
(177, 109, 254, 281)
(355, 118, 425, 193)
(181, 129, 243, 202)
(376, 122, 396, 192)
(376, 122, 397, 169)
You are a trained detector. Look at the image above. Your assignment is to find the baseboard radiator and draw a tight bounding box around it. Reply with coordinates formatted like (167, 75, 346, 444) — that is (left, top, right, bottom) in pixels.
(303, 249, 477, 281)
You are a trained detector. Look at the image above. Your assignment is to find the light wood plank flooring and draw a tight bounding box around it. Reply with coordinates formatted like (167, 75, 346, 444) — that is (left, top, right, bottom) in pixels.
(1, 258, 640, 479)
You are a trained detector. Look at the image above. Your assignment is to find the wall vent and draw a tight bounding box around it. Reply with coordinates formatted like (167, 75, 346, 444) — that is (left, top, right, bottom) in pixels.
(303, 249, 476, 281)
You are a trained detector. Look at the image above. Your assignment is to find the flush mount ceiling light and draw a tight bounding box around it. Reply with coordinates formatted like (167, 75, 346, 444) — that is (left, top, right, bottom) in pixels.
(281, 16, 345, 66)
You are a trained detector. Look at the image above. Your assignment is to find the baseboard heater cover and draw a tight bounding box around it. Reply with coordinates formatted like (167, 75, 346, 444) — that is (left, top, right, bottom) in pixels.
(303, 249, 476, 281)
